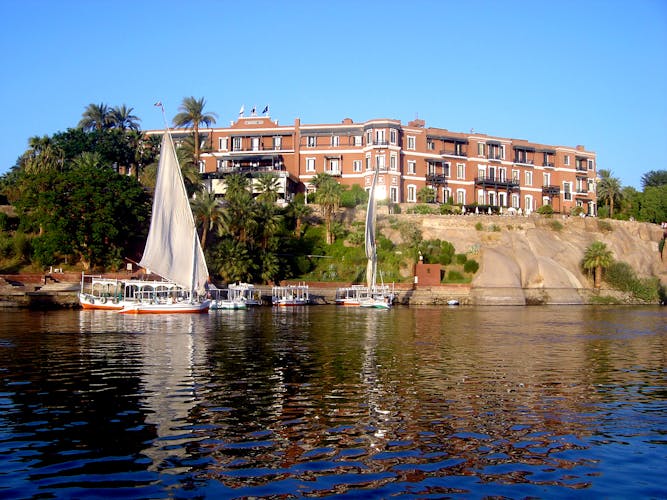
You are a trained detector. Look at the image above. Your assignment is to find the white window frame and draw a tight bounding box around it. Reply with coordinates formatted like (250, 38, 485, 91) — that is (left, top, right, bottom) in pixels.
(328, 158, 340, 175)
(354, 135, 362, 146)
(525, 171, 533, 186)
(307, 136, 316, 147)
(407, 136, 416, 150)
(477, 189, 486, 205)
(478, 142, 485, 157)
(587, 158, 594, 170)
(563, 181, 572, 201)
(408, 160, 416, 174)
(407, 184, 417, 202)
(456, 189, 466, 205)
(390, 186, 399, 203)
(564, 155, 570, 166)
(525, 195, 534, 212)
(331, 135, 339, 147)
(512, 194, 520, 208)
(218, 137, 228, 151)
(353, 160, 362, 172)
(273, 136, 282, 150)
(457, 163, 465, 180)
(232, 136, 242, 151)
(306, 157, 316, 172)
(376, 154, 385, 170)
(390, 129, 397, 145)
(390, 154, 397, 170)
(251, 137, 260, 151)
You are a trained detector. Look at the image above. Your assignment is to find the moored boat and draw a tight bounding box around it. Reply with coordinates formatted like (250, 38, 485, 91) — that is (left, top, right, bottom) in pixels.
(272, 283, 309, 306)
(120, 104, 210, 314)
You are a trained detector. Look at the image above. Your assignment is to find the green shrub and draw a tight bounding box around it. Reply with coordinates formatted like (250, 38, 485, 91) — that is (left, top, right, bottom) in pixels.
(549, 220, 563, 232)
(455, 253, 467, 265)
(475, 222, 483, 231)
(597, 220, 613, 232)
(605, 261, 660, 302)
(463, 259, 479, 274)
(490, 224, 501, 232)
(408, 204, 435, 215)
(537, 204, 554, 215)
(570, 206, 585, 217)
(446, 270, 465, 282)
(0, 212, 8, 232)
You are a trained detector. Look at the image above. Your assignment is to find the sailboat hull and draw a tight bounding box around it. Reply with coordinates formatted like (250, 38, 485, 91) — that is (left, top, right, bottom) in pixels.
(119, 300, 211, 314)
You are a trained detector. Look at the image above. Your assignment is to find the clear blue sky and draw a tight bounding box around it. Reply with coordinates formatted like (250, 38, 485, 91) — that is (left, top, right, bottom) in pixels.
(1, 0, 665, 189)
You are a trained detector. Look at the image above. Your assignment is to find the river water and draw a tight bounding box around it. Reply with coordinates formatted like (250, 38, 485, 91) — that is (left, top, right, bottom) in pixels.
(0, 305, 665, 499)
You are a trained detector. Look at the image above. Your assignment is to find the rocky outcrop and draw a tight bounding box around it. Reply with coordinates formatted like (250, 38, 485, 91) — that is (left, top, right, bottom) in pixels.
(379, 212, 665, 305)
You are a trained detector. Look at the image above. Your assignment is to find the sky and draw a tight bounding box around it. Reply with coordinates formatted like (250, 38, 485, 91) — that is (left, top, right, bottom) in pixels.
(1, 0, 666, 189)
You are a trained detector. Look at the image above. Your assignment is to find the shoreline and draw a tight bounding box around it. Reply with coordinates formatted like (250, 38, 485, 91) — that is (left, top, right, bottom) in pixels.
(0, 278, 658, 309)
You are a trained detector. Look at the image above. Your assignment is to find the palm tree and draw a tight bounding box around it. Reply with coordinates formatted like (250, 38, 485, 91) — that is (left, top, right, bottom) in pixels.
(191, 190, 224, 249)
(597, 169, 623, 218)
(72, 151, 104, 170)
(110, 105, 141, 130)
(20, 135, 63, 174)
(311, 173, 342, 245)
(286, 200, 312, 238)
(582, 240, 614, 288)
(254, 173, 281, 204)
(172, 96, 217, 166)
(79, 103, 112, 131)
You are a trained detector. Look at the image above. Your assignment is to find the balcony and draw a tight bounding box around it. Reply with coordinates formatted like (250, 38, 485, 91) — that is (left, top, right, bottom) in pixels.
(513, 158, 534, 165)
(475, 176, 520, 190)
(426, 173, 447, 185)
(542, 185, 560, 196)
(440, 149, 467, 157)
(543, 162, 555, 168)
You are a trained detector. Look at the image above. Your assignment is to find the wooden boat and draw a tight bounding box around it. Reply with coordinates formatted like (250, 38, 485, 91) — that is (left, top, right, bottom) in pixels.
(336, 163, 394, 308)
(120, 105, 210, 314)
(272, 283, 309, 306)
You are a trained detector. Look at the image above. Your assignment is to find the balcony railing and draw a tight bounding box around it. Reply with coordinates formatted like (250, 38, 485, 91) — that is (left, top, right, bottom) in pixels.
(426, 173, 447, 185)
(542, 185, 560, 196)
(474, 176, 520, 189)
(513, 158, 534, 165)
(439, 149, 467, 157)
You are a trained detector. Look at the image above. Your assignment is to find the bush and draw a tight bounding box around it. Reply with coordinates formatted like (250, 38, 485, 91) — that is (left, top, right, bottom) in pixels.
(537, 205, 554, 215)
(455, 253, 467, 265)
(597, 220, 613, 233)
(605, 261, 660, 302)
(446, 270, 465, 282)
(549, 220, 563, 232)
(570, 206, 585, 217)
(0, 212, 8, 231)
(475, 222, 483, 231)
(463, 259, 479, 274)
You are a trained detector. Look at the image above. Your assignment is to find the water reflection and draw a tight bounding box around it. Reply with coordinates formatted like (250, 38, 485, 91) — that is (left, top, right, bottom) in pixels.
(0, 306, 664, 498)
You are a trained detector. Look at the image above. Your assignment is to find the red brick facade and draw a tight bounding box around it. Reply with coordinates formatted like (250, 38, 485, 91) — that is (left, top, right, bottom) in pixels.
(157, 114, 597, 215)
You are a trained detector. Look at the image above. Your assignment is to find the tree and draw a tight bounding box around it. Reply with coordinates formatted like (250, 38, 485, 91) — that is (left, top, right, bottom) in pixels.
(110, 105, 141, 131)
(597, 169, 623, 218)
(191, 190, 224, 249)
(20, 135, 63, 174)
(641, 170, 667, 189)
(311, 173, 342, 245)
(172, 96, 217, 166)
(254, 173, 281, 204)
(417, 186, 436, 203)
(286, 200, 312, 238)
(582, 240, 614, 289)
(79, 103, 112, 131)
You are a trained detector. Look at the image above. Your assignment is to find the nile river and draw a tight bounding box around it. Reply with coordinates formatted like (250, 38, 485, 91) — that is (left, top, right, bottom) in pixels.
(0, 305, 665, 498)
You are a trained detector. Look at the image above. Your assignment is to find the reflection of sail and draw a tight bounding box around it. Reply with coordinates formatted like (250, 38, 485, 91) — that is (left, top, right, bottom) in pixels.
(361, 311, 390, 444)
(137, 316, 200, 473)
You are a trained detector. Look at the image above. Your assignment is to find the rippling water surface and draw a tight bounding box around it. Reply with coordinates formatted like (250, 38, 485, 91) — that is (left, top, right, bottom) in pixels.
(0, 305, 665, 498)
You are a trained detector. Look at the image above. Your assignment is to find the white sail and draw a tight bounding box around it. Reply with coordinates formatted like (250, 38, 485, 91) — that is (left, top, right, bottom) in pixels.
(139, 133, 209, 296)
(365, 164, 379, 289)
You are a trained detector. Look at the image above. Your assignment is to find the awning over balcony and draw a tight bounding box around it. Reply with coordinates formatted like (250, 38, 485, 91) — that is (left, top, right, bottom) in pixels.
(428, 134, 468, 143)
(513, 145, 535, 152)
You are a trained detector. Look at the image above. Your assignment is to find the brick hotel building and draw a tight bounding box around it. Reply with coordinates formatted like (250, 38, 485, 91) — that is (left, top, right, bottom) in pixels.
(157, 113, 597, 215)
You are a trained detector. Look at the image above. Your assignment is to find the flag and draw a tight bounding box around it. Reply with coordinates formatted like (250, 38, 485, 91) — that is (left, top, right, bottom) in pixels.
(239, 104, 244, 115)
(251, 106, 256, 115)
(262, 105, 269, 114)
(154, 101, 163, 108)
